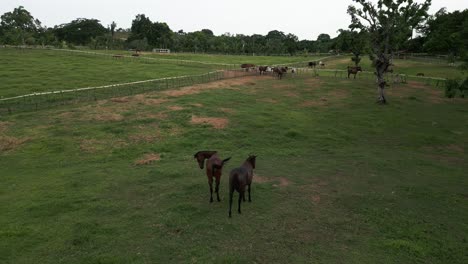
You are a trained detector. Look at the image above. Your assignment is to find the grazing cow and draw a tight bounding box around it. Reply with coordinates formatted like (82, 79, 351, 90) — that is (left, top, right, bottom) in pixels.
(229, 155, 257, 217)
(241, 64, 256, 72)
(319, 61, 325, 67)
(194, 151, 231, 203)
(347, 66, 363, 79)
(308, 61, 317, 68)
(416, 73, 425, 77)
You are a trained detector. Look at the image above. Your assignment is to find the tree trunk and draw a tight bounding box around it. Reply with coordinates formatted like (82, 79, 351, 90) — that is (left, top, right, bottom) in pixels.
(376, 66, 387, 104)
(374, 54, 391, 104)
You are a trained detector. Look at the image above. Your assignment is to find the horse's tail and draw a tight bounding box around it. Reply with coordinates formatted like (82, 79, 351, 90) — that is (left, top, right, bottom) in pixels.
(212, 157, 231, 177)
(222, 157, 231, 166)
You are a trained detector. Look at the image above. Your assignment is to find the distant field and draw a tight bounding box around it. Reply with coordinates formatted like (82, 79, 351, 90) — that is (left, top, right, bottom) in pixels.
(1, 75, 466, 263)
(325, 56, 466, 79)
(0, 48, 216, 98)
(101, 49, 324, 65)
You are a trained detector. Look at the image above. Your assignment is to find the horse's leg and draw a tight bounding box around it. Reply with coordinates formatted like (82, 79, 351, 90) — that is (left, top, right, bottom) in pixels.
(229, 190, 233, 218)
(248, 184, 252, 202)
(238, 191, 242, 214)
(208, 178, 213, 203)
(354, 73, 357, 79)
(215, 176, 221, 202)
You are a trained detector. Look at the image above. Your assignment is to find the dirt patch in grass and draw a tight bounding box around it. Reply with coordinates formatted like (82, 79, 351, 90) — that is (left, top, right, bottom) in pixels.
(191, 103, 204, 108)
(0, 136, 29, 152)
(110, 98, 130, 103)
(253, 174, 271, 183)
(162, 76, 263, 97)
(80, 139, 100, 153)
(190, 115, 229, 129)
(420, 144, 465, 165)
(285, 92, 299, 97)
(92, 112, 124, 122)
(304, 78, 323, 86)
(275, 177, 291, 187)
(220, 108, 236, 114)
(136, 112, 168, 120)
(272, 83, 292, 89)
(135, 153, 161, 166)
(0, 121, 12, 133)
(257, 98, 278, 104)
(421, 144, 465, 154)
(254, 174, 292, 187)
(301, 98, 329, 107)
(167, 106, 184, 111)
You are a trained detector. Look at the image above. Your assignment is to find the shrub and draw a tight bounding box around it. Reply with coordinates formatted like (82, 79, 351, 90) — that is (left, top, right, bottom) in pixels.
(459, 77, 468, 98)
(444, 79, 459, 98)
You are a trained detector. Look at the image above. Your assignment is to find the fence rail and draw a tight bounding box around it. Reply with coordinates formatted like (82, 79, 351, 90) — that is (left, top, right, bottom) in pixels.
(0, 70, 259, 114)
(293, 68, 447, 87)
(0, 47, 448, 115)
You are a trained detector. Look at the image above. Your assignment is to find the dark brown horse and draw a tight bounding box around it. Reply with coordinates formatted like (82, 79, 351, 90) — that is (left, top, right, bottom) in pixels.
(273, 67, 287, 79)
(228, 155, 257, 217)
(347, 66, 362, 79)
(241, 64, 256, 72)
(308, 61, 317, 68)
(194, 151, 231, 203)
(258, 66, 269, 75)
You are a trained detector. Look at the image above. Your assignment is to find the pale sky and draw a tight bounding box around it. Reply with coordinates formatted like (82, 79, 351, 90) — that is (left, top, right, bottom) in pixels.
(1, 0, 467, 40)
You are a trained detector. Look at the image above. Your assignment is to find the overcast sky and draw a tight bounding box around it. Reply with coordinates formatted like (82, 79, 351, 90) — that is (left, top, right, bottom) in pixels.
(1, 0, 467, 40)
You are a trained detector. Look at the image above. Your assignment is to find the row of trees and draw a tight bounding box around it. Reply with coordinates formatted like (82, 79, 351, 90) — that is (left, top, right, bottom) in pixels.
(2, 5, 465, 56)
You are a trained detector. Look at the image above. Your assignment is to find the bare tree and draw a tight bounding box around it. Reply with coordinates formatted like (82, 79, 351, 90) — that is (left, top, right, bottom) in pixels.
(348, 0, 431, 104)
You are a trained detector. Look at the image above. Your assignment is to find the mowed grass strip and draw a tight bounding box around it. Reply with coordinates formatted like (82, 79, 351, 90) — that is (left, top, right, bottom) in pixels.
(0, 75, 467, 263)
(0, 48, 216, 98)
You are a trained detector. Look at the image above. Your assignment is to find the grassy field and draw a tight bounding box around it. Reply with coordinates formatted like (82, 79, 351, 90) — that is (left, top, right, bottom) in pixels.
(103, 50, 323, 65)
(1, 74, 467, 263)
(325, 56, 466, 79)
(0, 48, 217, 98)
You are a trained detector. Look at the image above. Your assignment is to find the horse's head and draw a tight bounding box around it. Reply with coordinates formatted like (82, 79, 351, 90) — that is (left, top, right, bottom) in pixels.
(194, 151, 206, 169)
(247, 155, 257, 169)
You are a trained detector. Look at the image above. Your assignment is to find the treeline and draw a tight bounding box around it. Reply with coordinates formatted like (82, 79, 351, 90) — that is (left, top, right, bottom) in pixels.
(1, 6, 467, 56)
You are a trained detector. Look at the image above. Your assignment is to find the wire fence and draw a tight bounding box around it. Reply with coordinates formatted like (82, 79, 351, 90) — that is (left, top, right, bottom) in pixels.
(292, 68, 447, 87)
(0, 47, 448, 115)
(0, 69, 258, 114)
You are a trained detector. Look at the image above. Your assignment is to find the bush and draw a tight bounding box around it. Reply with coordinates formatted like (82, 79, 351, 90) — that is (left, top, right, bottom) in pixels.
(459, 77, 468, 98)
(445, 79, 459, 98)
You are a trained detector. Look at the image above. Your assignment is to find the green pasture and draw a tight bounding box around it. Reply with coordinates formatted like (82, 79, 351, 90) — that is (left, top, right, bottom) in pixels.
(1, 74, 467, 263)
(100, 49, 323, 65)
(0, 48, 216, 98)
(325, 56, 466, 79)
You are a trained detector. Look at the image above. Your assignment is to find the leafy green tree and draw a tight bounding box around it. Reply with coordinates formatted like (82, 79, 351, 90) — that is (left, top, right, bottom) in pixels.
(348, 0, 431, 104)
(423, 8, 468, 56)
(0, 6, 42, 45)
(54, 18, 107, 46)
